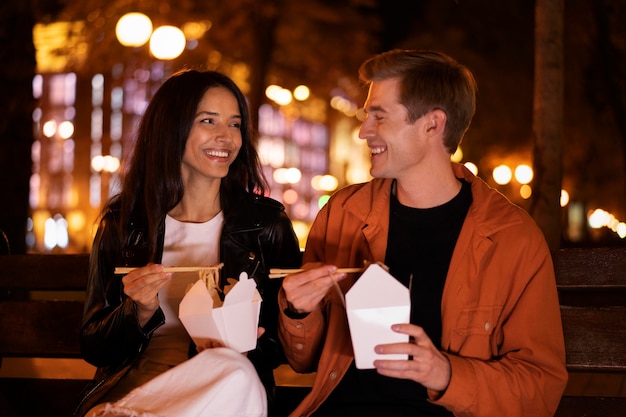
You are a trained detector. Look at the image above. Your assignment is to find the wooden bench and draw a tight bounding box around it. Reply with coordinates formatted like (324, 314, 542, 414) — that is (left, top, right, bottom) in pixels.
(1, 248, 625, 416)
(0, 253, 89, 417)
(552, 247, 626, 416)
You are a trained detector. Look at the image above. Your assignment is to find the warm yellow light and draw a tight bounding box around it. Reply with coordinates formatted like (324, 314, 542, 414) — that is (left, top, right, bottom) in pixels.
(66, 210, 86, 232)
(291, 220, 309, 249)
(519, 184, 532, 199)
(275, 89, 293, 106)
(265, 85, 281, 100)
(330, 95, 358, 115)
(492, 165, 512, 185)
(42, 120, 57, 137)
(293, 85, 310, 101)
(116, 13, 153, 47)
(588, 209, 609, 229)
(560, 189, 570, 207)
(451, 147, 463, 162)
(58, 121, 74, 139)
(273, 168, 288, 184)
(265, 85, 293, 106)
(34, 22, 87, 73)
(91, 155, 104, 172)
(515, 164, 533, 184)
(464, 162, 478, 176)
(182, 20, 211, 40)
(103, 155, 121, 173)
(91, 155, 120, 173)
(149, 26, 186, 60)
(312, 175, 338, 192)
(318, 175, 338, 192)
(285, 168, 301, 184)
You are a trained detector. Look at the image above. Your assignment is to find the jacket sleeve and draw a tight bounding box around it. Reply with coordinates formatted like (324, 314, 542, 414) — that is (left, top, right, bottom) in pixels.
(277, 202, 332, 373)
(80, 212, 164, 367)
(250, 208, 303, 370)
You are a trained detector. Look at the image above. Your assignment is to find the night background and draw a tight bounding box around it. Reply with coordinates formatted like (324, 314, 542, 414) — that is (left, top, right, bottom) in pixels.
(1, 0, 625, 253)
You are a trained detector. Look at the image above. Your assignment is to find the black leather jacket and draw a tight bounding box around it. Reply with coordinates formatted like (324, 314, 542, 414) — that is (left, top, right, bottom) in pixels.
(74, 191, 301, 416)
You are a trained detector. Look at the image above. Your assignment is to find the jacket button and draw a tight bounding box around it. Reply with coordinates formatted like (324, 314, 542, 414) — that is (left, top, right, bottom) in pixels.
(329, 371, 337, 380)
(484, 322, 491, 331)
(296, 343, 304, 350)
(248, 252, 256, 260)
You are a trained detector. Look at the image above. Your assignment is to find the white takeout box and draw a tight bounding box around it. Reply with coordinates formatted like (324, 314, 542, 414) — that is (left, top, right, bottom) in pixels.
(179, 272, 261, 353)
(345, 263, 410, 369)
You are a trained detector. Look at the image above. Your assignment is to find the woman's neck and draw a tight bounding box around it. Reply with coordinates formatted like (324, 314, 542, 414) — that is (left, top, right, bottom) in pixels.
(168, 181, 222, 223)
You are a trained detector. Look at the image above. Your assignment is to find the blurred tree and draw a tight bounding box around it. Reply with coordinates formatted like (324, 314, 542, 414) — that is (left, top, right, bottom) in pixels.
(0, 0, 381, 252)
(0, 0, 65, 254)
(530, 0, 564, 249)
(2, 0, 625, 252)
(54, 0, 382, 124)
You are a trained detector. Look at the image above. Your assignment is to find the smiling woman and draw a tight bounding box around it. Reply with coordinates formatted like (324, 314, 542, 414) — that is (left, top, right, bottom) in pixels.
(74, 69, 302, 417)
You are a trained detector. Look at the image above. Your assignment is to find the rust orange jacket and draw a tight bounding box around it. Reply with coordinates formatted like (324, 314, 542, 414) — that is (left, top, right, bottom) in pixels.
(278, 163, 568, 417)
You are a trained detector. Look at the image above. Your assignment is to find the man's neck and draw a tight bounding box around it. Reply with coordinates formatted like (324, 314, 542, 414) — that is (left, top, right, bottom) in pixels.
(393, 164, 461, 209)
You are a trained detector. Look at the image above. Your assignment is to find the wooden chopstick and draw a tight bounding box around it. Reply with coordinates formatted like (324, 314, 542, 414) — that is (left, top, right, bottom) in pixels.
(268, 267, 363, 279)
(115, 265, 363, 278)
(114, 265, 223, 274)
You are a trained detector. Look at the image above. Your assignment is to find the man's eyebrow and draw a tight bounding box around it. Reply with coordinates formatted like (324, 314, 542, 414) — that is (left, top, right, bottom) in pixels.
(366, 105, 386, 113)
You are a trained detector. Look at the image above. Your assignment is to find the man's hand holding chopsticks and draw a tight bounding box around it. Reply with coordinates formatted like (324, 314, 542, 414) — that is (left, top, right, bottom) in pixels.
(281, 264, 348, 315)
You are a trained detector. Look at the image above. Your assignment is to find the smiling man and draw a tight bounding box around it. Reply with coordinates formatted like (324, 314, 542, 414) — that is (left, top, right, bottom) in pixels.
(277, 49, 568, 417)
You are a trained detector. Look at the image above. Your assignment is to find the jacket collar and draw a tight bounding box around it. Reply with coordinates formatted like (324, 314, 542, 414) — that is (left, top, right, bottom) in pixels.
(338, 163, 524, 261)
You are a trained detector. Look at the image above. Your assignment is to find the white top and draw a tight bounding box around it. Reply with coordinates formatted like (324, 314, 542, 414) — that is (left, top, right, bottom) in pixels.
(143, 212, 224, 366)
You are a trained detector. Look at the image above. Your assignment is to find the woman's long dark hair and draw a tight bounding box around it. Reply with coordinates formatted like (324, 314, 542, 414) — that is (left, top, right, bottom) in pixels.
(104, 69, 268, 260)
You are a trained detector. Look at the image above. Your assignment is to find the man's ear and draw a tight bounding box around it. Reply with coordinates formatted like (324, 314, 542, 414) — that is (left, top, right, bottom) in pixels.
(426, 109, 447, 134)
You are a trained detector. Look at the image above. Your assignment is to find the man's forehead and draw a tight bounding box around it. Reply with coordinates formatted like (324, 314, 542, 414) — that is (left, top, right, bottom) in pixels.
(364, 79, 401, 110)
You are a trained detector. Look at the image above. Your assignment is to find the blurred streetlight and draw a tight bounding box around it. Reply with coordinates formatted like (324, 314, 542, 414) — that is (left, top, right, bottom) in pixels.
(115, 13, 153, 47)
(492, 163, 533, 200)
(514, 164, 533, 184)
(493, 164, 513, 185)
(293, 85, 310, 101)
(91, 155, 120, 208)
(115, 13, 186, 61)
(149, 26, 186, 60)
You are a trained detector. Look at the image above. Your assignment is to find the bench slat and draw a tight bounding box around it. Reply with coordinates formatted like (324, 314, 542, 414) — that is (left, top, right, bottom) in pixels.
(561, 306, 626, 371)
(554, 396, 626, 417)
(0, 254, 89, 291)
(553, 247, 626, 287)
(0, 300, 83, 357)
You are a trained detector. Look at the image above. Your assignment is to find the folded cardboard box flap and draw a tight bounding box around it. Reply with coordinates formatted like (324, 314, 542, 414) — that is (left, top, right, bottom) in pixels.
(345, 263, 410, 369)
(179, 272, 261, 353)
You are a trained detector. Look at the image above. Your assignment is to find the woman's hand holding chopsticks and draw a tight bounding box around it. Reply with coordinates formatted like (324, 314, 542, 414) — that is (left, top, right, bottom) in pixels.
(121, 263, 173, 327)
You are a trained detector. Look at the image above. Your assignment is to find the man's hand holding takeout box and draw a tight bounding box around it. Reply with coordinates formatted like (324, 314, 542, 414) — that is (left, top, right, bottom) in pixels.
(179, 272, 262, 353)
(282, 263, 453, 392)
(281, 263, 411, 368)
(345, 263, 410, 369)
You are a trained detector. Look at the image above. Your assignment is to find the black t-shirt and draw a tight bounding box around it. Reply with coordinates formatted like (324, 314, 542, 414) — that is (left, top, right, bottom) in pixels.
(313, 179, 472, 417)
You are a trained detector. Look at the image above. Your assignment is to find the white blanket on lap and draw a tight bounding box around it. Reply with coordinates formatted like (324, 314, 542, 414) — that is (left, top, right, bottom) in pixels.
(88, 347, 267, 417)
